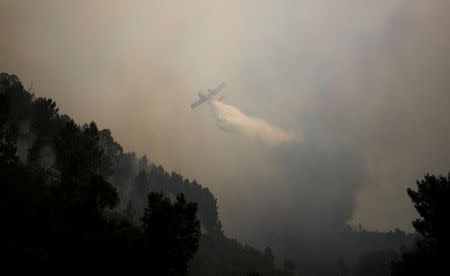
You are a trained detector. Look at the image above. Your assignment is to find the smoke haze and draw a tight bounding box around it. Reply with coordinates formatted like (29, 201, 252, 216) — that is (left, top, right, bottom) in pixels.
(2, 0, 450, 250)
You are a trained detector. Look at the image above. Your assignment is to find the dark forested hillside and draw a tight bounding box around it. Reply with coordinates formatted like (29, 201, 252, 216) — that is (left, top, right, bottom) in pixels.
(0, 73, 418, 275)
(0, 72, 289, 275)
(98, 128, 222, 234)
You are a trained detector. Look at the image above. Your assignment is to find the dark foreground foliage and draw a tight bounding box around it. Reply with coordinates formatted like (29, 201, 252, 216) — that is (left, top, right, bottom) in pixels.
(392, 173, 450, 276)
(0, 73, 288, 275)
(4, 72, 439, 275)
(0, 74, 200, 274)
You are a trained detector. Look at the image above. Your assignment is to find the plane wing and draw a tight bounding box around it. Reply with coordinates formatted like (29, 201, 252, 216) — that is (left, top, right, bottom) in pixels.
(207, 82, 226, 96)
(190, 98, 208, 109)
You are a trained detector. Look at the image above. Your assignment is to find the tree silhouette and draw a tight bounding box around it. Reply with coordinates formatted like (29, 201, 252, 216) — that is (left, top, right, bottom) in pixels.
(0, 72, 305, 275)
(392, 173, 450, 275)
(0, 82, 18, 166)
(141, 192, 201, 275)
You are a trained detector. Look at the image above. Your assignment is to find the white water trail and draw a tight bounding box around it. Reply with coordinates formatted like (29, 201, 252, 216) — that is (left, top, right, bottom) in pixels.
(208, 99, 302, 146)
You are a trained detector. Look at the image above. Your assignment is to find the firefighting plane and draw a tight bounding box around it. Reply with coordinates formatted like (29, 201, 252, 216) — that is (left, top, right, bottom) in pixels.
(191, 82, 226, 109)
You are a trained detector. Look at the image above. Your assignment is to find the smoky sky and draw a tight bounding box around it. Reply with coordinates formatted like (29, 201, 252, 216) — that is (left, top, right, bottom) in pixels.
(1, 0, 450, 245)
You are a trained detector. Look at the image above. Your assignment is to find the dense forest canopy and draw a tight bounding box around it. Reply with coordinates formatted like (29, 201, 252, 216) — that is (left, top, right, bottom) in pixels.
(0, 73, 290, 275)
(2, 72, 449, 275)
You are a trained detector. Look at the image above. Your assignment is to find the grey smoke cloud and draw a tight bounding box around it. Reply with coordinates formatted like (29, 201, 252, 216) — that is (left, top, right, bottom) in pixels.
(208, 99, 301, 146)
(1, 0, 450, 246)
